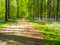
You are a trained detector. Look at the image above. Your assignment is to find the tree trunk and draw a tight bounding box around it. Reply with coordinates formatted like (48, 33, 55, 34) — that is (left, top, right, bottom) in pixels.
(8, 0, 10, 19)
(40, 0, 43, 21)
(56, 0, 59, 21)
(5, 0, 10, 21)
(5, 0, 8, 21)
(16, 0, 19, 18)
(47, 0, 51, 21)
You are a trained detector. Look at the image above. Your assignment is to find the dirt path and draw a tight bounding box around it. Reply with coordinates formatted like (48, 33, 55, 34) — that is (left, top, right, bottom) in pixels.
(0, 19, 44, 45)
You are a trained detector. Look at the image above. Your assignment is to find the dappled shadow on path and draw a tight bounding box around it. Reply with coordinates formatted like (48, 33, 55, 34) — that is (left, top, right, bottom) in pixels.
(0, 33, 44, 45)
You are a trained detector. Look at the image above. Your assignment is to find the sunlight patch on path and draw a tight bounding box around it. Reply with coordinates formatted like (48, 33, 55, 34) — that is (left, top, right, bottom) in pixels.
(0, 42, 6, 45)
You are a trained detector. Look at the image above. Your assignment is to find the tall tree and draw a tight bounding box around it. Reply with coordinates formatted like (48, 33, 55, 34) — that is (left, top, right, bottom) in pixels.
(16, 0, 19, 18)
(40, 0, 43, 21)
(5, 0, 8, 21)
(8, 0, 10, 19)
(56, 0, 59, 21)
(47, 0, 51, 21)
(5, 0, 10, 21)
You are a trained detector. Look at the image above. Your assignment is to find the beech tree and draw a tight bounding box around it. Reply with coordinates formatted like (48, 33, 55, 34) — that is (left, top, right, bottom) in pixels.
(56, 0, 59, 21)
(16, 0, 19, 18)
(5, 0, 8, 21)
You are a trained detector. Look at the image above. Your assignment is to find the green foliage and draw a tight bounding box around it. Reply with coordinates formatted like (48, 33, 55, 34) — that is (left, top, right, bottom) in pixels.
(0, 0, 60, 21)
(0, 0, 60, 45)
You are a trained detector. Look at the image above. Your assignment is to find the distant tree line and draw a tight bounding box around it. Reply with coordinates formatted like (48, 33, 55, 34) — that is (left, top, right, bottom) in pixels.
(0, 0, 60, 21)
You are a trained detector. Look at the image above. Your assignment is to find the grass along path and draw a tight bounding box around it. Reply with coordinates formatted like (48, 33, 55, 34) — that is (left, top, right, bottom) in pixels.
(29, 20, 60, 45)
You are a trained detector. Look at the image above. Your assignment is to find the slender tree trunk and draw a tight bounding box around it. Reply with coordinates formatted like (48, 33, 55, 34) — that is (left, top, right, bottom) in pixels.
(52, 0, 55, 21)
(16, 0, 19, 18)
(8, 0, 10, 19)
(47, 0, 51, 21)
(5, 0, 10, 21)
(5, 0, 8, 21)
(40, 0, 43, 21)
(56, 0, 59, 21)
(33, 1, 34, 19)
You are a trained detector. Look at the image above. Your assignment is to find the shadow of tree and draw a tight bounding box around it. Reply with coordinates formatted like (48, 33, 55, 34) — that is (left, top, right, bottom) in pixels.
(0, 33, 44, 45)
(0, 29, 60, 45)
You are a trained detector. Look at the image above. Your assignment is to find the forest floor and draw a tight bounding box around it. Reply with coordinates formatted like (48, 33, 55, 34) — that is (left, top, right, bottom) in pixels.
(0, 19, 44, 45)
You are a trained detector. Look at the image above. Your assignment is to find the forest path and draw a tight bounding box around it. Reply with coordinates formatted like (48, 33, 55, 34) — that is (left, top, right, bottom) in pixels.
(0, 19, 44, 45)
